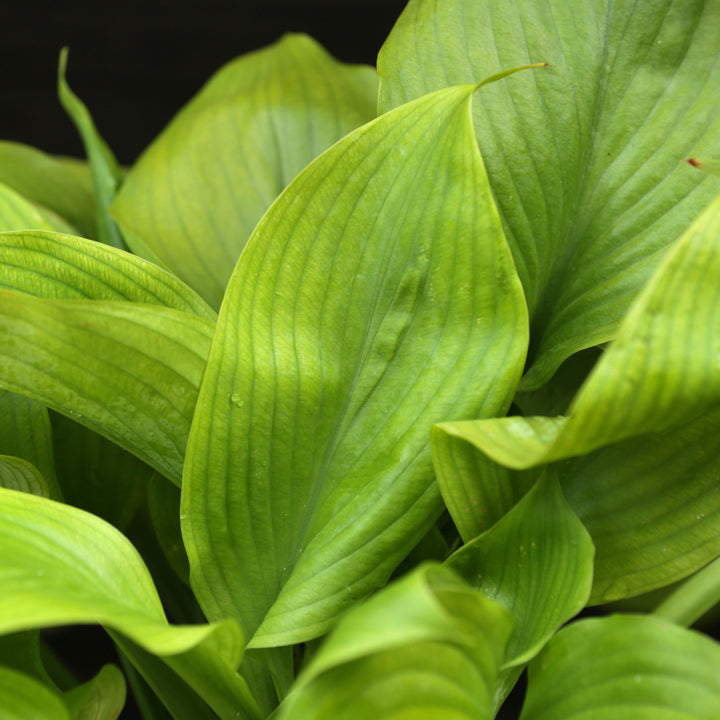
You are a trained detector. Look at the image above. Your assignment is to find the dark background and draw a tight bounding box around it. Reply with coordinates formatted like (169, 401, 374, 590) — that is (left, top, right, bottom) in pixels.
(1, 1, 409, 165)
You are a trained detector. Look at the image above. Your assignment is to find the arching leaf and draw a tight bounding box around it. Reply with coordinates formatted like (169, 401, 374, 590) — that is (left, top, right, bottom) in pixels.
(111, 33, 379, 308)
(434, 191, 720, 601)
(520, 615, 720, 719)
(276, 565, 512, 720)
(379, 0, 720, 387)
(182, 82, 528, 648)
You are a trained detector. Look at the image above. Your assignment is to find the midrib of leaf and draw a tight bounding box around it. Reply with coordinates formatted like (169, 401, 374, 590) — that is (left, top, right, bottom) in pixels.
(523, 0, 612, 348)
(528, 0, 714, 373)
(292, 103, 466, 554)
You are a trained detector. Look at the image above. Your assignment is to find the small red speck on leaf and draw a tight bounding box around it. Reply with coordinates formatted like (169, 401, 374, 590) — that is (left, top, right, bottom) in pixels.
(686, 158, 701, 168)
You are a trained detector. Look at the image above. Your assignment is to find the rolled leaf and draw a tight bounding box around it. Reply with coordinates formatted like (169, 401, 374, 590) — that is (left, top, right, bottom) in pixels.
(520, 614, 720, 719)
(58, 48, 125, 250)
(446, 473, 593, 671)
(111, 33, 379, 308)
(434, 190, 720, 601)
(0, 487, 260, 720)
(276, 564, 513, 720)
(378, 0, 720, 388)
(63, 664, 125, 720)
(0, 456, 50, 497)
(182, 83, 528, 647)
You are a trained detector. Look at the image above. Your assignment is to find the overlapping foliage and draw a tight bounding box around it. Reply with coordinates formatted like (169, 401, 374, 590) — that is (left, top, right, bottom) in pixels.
(1, 1, 719, 718)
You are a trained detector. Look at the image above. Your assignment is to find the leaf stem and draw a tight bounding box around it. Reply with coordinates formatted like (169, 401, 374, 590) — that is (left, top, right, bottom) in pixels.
(654, 557, 720, 628)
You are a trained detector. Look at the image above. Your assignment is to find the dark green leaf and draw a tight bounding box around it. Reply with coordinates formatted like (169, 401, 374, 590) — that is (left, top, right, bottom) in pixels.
(0, 391, 59, 499)
(58, 49, 125, 250)
(433, 191, 720, 601)
(379, 0, 720, 387)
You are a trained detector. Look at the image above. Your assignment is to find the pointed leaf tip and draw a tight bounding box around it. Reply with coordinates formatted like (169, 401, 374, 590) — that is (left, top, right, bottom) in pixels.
(475, 62, 549, 91)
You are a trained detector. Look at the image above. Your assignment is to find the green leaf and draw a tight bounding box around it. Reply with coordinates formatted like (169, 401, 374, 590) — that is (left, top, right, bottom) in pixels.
(0, 291, 213, 485)
(520, 614, 720, 719)
(0, 666, 70, 720)
(58, 49, 125, 250)
(0, 390, 59, 499)
(687, 158, 720, 177)
(63, 664, 125, 720)
(0, 181, 76, 234)
(655, 557, 720, 628)
(433, 190, 720, 601)
(148, 474, 190, 585)
(276, 564, 513, 720)
(0, 456, 50, 497)
(51, 413, 150, 531)
(432, 425, 538, 541)
(0, 230, 215, 319)
(0, 487, 260, 720)
(446, 472, 593, 674)
(112, 638, 218, 720)
(116, 654, 173, 720)
(378, 0, 720, 388)
(182, 83, 528, 647)
(111, 33, 379, 308)
(0, 141, 96, 238)
(0, 631, 56, 688)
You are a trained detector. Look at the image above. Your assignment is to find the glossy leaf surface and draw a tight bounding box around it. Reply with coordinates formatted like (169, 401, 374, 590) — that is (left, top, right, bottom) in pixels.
(520, 615, 720, 719)
(0, 230, 214, 319)
(0, 291, 212, 485)
(379, 0, 720, 387)
(0, 487, 259, 720)
(434, 191, 720, 601)
(276, 564, 512, 720)
(111, 33, 379, 307)
(182, 83, 528, 647)
(446, 473, 593, 671)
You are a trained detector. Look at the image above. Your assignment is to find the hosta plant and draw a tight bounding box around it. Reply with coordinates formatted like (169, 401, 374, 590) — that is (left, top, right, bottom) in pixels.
(1, 1, 720, 718)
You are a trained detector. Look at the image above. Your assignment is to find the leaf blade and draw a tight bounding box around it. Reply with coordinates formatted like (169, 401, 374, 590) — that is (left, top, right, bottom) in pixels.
(378, 0, 720, 387)
(111, 34, 379, 307)
(0, 292, 213, 485)
(520, 615, 720, 719)
(182, 83, 528, 647)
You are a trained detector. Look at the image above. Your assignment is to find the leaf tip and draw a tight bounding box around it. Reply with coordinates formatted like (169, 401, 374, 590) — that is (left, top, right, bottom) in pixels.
(685, 158, 701, 168)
